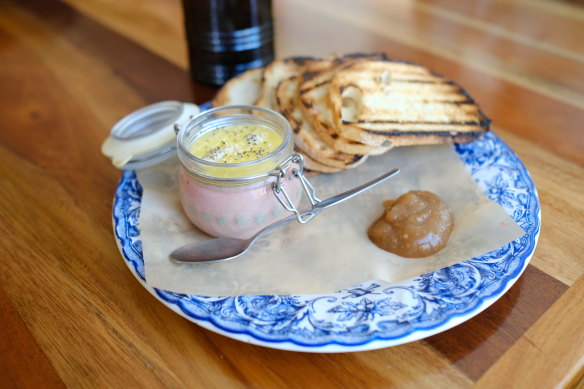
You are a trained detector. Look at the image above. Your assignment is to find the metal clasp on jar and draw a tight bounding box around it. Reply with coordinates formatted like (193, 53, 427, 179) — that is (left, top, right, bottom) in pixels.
(271, 152, 322, 224)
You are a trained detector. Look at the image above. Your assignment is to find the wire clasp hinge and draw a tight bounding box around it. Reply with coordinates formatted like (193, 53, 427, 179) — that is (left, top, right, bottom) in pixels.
(272, 152, 321, 224)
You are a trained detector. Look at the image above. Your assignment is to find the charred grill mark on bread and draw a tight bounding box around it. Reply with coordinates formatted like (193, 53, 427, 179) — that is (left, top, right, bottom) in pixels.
(341, 52, 389, 60)
(356, 129, 487, 137)
(347, 119, 483, 125)
(290, 118, 301, 134)
(350, 154, 365, 164)
(286, 56, 318, 65)
(299, 79, 329, 93)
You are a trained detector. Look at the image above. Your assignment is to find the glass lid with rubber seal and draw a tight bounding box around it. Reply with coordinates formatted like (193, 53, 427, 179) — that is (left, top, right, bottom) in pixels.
(101, 101, 200, 170)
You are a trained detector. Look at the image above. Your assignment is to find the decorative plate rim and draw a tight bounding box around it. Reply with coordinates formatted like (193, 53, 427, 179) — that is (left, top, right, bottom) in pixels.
(112, 130, 540, 352)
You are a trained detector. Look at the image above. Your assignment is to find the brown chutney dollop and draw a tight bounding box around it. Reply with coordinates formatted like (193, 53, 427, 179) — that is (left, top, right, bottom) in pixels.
(368, 191, 454, 258)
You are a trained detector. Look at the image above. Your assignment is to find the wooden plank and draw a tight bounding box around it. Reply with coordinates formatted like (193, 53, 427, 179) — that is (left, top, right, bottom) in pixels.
(14, 0, 215, 107)
(62, 0, 188, 69)
(378, 0, 584, 93)
(421, 0, 584, 54)
(0, 0, 211, 218)
(425, 265, 567, 380)
(475, 274, 584, 388)
(502, 0, 584, 23)
(274, 0, 584, 167)
(0, 286, 66, 389)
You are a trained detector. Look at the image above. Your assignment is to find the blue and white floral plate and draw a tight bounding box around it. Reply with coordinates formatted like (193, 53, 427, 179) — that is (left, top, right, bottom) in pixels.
(112, 131, 540, 352)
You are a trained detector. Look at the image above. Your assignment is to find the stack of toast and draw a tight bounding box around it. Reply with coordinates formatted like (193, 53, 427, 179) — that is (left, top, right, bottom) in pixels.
(212, 53, 490, 174)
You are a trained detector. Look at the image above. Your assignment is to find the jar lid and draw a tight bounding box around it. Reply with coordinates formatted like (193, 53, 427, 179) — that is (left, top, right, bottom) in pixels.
(101, 101, 201, 170)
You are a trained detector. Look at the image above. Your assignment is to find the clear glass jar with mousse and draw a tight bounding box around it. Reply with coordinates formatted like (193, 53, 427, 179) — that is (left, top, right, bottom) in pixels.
(176, 106, 303, 239)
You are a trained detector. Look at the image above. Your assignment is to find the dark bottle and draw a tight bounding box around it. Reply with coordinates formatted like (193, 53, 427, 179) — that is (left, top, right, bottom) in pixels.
(182, 0, 274, 86)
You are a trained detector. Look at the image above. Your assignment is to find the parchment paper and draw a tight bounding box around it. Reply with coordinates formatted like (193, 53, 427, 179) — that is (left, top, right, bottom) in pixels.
(137, 144, 525, 296)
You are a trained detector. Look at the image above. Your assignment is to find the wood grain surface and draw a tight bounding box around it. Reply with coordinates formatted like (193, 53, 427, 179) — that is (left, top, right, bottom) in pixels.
(1, 0, 583, 387)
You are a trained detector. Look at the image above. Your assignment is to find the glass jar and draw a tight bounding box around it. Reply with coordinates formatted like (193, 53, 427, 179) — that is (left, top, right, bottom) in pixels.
(175, 106, 303, 239)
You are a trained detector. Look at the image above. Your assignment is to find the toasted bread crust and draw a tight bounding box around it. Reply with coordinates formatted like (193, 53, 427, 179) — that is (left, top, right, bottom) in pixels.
(255, 57, 318, 109)
(212, 67, 264, 107)
(276, 76, 368, 168)
(297, 150, 344, 174)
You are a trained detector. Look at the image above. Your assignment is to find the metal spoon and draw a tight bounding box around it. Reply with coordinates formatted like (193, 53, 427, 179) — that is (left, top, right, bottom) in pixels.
(169, 168, 399, 263)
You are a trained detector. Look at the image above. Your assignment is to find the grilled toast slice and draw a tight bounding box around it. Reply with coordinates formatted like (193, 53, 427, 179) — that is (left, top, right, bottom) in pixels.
(212, 67, 264, 107)
(255, 56, 317, 109)
(329, 60, 490, 146)
(276, 76, 367, 169)
(299, 54, 394, 155)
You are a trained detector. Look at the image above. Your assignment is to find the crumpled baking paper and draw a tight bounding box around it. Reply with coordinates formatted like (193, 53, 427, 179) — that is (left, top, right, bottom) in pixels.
(137, 143, 525, 296)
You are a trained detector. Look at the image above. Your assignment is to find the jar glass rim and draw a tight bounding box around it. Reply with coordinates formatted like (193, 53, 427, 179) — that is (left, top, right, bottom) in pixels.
(176, 105, 293, 182)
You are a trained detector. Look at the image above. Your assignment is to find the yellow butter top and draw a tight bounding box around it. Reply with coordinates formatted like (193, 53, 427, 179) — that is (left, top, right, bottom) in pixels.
(189, 124, 282, 164)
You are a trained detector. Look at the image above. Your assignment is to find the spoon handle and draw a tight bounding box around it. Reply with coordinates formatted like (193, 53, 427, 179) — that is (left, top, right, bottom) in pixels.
(253, 167, 400, 233)
(314, 168, 400, 211)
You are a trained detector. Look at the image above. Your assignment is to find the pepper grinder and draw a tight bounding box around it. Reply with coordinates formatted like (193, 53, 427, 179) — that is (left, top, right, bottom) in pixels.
(182, 0, 275, 86)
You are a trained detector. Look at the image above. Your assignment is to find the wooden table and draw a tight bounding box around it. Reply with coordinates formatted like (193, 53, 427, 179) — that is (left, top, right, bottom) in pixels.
(1, 0, 583, 387)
